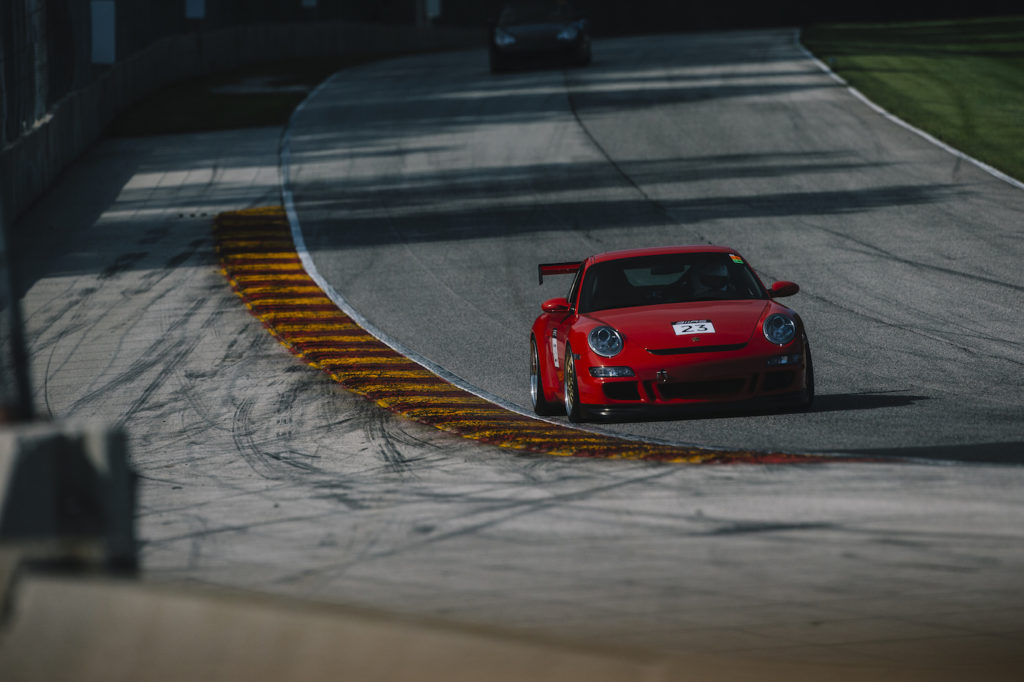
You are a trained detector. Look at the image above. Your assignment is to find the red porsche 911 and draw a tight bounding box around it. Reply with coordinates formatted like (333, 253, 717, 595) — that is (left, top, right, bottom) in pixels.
(529, 246, 814, 421)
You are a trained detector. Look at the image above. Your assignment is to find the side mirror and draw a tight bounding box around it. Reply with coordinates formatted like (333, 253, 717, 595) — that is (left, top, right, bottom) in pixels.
(541, 297, 570, 313)
(769, 281, 800, 298)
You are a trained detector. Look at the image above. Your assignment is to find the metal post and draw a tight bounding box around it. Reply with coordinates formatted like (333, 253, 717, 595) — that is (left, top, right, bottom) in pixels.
(0, 193, 34, 422)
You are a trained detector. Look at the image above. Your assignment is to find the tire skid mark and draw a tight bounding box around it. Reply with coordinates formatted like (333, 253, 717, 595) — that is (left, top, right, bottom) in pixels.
(214, 206, 831, 465)
(271, 467, 682, 588)
(61, 297, 207, 421)
(232, 395, 321, 480)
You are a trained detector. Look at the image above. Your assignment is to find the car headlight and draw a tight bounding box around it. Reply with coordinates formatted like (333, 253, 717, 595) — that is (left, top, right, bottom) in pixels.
(557, 26, 579, 41)
(589, 366, 635, 378)
(494, 28, 516, 47)
(763, 314, 797, 345)
(588, 326, 623, 357)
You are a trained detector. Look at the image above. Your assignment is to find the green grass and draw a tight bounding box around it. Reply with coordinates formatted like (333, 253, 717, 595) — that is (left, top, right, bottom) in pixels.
(109, 55, 390, 136)
(802, 15, 1024, 182)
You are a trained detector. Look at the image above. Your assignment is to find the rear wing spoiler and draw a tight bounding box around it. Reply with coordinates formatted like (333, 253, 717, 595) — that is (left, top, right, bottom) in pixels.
(538, 261, 582, 285)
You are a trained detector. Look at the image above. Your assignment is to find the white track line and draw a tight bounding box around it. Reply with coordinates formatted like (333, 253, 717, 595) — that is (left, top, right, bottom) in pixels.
(794, 28, 1024, 192)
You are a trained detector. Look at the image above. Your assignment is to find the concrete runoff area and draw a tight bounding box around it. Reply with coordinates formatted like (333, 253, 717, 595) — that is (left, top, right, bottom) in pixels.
(0, 30, 1022, 679)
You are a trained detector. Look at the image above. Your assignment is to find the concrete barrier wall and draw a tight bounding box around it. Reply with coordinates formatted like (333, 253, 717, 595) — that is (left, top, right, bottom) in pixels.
(0, 421, 133, 569)
(0, 21, 481, 228)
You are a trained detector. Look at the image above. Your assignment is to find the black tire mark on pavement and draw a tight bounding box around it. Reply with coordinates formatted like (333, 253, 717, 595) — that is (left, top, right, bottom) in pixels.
(269, 465, 680, 589)
(59, 296, 206, 415)
(232, 395, 321, 480)
(364, 407, 416, 475)
(100, 252, 149, 279)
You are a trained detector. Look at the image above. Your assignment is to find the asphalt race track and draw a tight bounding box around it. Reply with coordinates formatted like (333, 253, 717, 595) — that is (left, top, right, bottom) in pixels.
(287, 29, 1023, 462)
(11, 28, 1024, 676)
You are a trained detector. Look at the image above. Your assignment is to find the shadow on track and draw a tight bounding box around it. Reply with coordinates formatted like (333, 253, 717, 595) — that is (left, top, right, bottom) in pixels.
(810, 391, 928, 413)
(566, 392, 929, 425)
(837, 441, 1024, 465)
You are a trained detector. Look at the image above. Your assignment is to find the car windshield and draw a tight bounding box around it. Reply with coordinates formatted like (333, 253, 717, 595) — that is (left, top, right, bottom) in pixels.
(499, 2, 574, 25)
(578, 253, 766, 313)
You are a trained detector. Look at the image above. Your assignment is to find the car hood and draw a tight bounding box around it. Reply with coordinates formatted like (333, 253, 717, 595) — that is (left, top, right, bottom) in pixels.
(584, 300, 771, 351)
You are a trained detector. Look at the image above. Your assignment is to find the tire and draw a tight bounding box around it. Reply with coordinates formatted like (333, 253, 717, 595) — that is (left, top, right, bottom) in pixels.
(797, 337, 815, 410)
(530, 336, 560, 416)
(577, 40, 592, 66)
(489, 50, 506, 73)
(563, 345, 587, 423)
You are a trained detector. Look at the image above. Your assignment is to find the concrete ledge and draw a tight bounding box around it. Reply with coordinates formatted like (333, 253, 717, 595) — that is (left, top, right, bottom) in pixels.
(0, 21, 481, 227)
(4, 574, 1022, 682)
(0, 575, 668, 682)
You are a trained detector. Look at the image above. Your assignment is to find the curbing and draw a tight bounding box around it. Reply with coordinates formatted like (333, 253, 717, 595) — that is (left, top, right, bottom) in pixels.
(214, 207, 833, 465)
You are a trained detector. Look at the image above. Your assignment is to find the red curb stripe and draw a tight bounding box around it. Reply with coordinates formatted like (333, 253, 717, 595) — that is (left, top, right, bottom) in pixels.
(248, 304, 343, 313)
(256, 314, 355, 324)
(245, 292, 332, 301)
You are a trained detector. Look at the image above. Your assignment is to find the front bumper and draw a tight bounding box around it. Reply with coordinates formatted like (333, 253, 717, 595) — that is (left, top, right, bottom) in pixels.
(492, 35, 587, 60)
(576, 346, 808, 411)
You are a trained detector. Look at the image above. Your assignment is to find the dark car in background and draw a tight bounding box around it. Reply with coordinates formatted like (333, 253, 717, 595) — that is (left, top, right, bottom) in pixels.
(490, 2, 592, 72)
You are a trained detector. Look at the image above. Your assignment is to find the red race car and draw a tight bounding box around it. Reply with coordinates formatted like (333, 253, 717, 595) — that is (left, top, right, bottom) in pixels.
(530, 246, 814, 421)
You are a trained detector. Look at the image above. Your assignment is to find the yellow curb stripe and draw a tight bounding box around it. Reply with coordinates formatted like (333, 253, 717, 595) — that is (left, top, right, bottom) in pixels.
(254, 316, 353, 325)
(275, 335, 373, 343)
(350, 382, 480, 395)
(296, 345, 384, 353)
(375, 396, 494, 407)
(248, 298, 337, 307)
(330, 369, 438, 379)
(227, 263, 307, 272)
(243, 287, 326, 295)
(233, 274, 314, 283)
(316, 357, 419, 366)
(399, 404, 514, 415)
(266, 323, 363, 332)
(220, 251, 299, 259)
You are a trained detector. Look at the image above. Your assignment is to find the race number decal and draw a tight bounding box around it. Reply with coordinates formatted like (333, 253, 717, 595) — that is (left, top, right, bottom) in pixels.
(672, 320, 715, 335)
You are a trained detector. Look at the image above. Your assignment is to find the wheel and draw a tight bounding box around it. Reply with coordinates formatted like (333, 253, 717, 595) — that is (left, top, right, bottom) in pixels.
(530, 336, 559, 416)
(797, 337, 815, 410)
(577, 40, 592, 66)
(563, 345, 587, 423)
(489, 50, 506, 73)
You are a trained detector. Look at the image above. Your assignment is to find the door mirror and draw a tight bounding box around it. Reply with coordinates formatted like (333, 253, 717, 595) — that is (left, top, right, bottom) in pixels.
(769, 281, 799, 298)
(541, 297, 570, 313)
